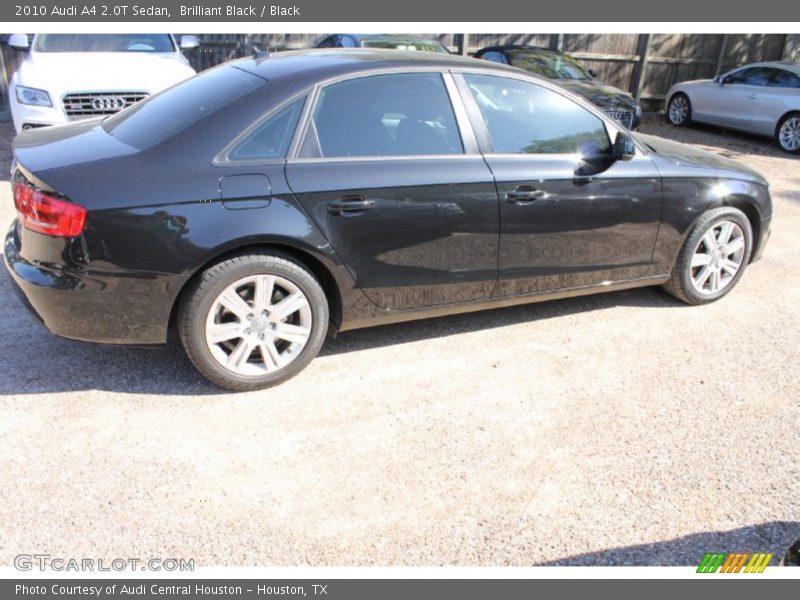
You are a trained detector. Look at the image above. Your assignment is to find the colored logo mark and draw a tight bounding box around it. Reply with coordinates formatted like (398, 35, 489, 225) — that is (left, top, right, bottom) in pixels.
(697, 552, 773, 573)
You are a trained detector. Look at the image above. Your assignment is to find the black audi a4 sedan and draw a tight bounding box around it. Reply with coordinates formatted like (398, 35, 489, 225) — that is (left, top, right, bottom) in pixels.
(474, 45, 642, 130)
(5, 50, 772, 390)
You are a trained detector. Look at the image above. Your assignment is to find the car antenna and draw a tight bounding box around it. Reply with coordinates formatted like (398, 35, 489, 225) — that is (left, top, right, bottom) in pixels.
(251, 46, 270, 59)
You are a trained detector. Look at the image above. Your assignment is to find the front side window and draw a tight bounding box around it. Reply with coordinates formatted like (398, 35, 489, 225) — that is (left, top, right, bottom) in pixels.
(228, 97, 305, 161)
(308, 72, 463, 158)
(724, 67, 772, 86)
(464, 73, 611, 155)
(507, 50, 591, 81)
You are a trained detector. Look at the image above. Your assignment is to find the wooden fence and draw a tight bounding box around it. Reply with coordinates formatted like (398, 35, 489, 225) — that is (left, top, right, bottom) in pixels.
(1, 33, 798, 120)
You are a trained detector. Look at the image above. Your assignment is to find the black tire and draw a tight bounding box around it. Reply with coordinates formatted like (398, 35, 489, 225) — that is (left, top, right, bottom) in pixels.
(662, 206, 753, 305)
(666, 92, 691, 127)
(178, 251, 329, 391)
(776, 112, 800, 155)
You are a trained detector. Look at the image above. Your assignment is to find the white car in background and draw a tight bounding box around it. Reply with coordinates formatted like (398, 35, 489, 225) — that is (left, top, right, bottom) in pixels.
(8, 33, 198, 132)
(665, 61, 800, 154)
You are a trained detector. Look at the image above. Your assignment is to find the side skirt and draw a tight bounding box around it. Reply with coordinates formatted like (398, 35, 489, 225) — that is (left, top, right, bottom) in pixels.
(338, 274, 670, 332)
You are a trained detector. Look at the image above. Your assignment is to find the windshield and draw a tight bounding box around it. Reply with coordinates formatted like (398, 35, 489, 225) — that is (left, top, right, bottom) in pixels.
(361, 39, 450, 53)
(35, 34, 175, 53)
(507, 50, 591, 80)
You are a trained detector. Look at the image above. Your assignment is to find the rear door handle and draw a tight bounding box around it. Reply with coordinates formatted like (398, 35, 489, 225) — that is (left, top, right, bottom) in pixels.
(507, 187, 545, 204)
(327, 196, 375, 215)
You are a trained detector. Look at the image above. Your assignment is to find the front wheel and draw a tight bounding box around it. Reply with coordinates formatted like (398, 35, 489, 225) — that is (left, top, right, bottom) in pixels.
(666, 93, 691, 127)
(663, 207, 753, 305)
(178, 252, 329, 391)
(776, 112, 800, 154)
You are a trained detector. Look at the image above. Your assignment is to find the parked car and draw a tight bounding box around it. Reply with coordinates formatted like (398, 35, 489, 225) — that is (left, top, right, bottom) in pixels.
(5, 50, 771, 390)
(665, 61, 800, 154)
(7, 33, 198, 132)
(475, 45, 641, 129)
(315, 34, 450, 53)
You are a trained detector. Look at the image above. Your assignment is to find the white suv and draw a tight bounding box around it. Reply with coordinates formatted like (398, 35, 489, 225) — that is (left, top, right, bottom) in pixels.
(8, 33, 198, 132)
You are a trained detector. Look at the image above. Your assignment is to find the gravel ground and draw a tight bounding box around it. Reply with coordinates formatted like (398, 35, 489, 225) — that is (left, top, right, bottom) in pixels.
(0, 116, 798, 567)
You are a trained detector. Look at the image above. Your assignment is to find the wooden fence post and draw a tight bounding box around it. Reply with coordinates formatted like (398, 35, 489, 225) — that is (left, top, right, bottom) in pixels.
(715, 34, 728, 76)
(457, 34, 470, 56)
(631, 33, 651, 101)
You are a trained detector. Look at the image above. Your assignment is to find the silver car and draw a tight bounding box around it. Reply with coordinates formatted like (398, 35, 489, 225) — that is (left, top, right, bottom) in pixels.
(665, 61, 800, 154)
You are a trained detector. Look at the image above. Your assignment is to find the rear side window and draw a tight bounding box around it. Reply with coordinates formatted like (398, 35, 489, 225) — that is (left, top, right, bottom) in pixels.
(103, 66, 263, 150)
(306, 73, 463, 158)
(464, 73, 610, 155)
(228, 97, 305, 161)
(769, 69, 800, 88)
(480, 51, 509, 64)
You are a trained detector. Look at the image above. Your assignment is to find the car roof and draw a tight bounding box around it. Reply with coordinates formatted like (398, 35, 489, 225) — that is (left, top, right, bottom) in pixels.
(233, 48, 519, 85)
(734, 61, 800, 74)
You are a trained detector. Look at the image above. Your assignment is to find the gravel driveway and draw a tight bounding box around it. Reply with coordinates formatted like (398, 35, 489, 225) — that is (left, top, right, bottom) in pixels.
(0, 117, 797, 567)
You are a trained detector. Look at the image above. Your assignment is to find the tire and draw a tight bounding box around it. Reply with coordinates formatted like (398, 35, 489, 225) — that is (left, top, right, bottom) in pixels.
(178, 251, 329, 391)
(662, 206, 753, 305)
(666, 93, 691, 127)
(776, 112, 800, 154)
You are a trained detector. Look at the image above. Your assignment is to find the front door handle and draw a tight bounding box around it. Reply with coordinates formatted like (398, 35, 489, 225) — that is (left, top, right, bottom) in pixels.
(327, 196, 375, 215)
(747, 93, 757, 99)
(507, 187, 545, 204)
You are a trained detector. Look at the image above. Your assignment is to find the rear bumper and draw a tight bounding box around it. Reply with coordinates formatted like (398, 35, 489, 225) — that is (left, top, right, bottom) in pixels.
(4, 222, 173, 345)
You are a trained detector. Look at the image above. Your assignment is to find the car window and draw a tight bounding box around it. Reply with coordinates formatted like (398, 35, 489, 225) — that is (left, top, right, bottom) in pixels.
(36, 34, 175, 53)
(229, 98, 305, 161)
(768, 69, 800, 88)
(464, 74, 611, 155)
(724, 67, 772, 86)
(340, 35, 358, 48)
(316, 35, 336, 48)
(308, 72, 463, 158)
(480, 51, 509, 64)
(506, 50, 592, 81)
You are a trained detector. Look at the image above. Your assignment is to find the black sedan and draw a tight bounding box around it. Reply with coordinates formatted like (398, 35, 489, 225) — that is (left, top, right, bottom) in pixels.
(5, 50, 771, 390)
(475, 45, 642, 129)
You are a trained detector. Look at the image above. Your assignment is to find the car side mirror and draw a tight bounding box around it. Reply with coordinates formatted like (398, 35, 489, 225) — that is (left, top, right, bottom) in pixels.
(179, 35, 200, 50)
(612, 132, 636, 161)
(9, 34, 29, 50)
(588, 68, 598, 78)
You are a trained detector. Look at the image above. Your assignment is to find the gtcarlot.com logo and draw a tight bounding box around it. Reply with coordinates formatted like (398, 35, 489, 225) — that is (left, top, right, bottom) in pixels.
(14, 554, 194, 572)
(697, 552, 773, 573)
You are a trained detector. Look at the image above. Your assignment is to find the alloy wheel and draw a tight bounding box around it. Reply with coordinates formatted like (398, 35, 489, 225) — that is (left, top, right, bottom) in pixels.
(204, 274, 312, 376)
(689, 220, 746, 296)
(778, 116, 800, 152)
(668, 96, 689, 125)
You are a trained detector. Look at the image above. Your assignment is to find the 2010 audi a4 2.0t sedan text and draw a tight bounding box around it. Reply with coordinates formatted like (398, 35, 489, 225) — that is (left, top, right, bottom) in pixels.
(4, 50, 773, 391)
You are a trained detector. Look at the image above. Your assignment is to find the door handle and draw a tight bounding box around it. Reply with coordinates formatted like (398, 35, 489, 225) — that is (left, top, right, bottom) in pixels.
(747, 93, 757, 99)
(506, 187, 545, 204)
(327, 196, 375, 215)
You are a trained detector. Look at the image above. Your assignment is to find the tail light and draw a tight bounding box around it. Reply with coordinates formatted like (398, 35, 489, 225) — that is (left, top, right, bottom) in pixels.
(13, 176, 86, 237)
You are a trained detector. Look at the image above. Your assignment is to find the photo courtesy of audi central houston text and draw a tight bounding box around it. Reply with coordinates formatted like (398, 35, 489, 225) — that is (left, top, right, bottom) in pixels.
(1, 33, 780, 390)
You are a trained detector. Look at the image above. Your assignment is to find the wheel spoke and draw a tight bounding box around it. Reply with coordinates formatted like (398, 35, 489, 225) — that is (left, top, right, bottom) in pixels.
(227, 339, 253, 369)
(716, 222, 733, 246)
(253, 275, 276, 312)
(702, 230, 718, 251)
(271, 291, 309, 321)
(694, 265, 713, 288)
(721, 258, 740, 275)
(219, 289, 252, 320)
(691, 253, 712, 268)
(722, 236, 745, 256)
(708, 268, 721, 292)
(207, 321, 242, 344)
(274, 323, 311, 345)
(259, 341, 282, 371)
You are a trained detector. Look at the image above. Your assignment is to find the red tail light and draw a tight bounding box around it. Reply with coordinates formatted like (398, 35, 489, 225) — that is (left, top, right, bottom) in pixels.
(13, 177, 86, 237)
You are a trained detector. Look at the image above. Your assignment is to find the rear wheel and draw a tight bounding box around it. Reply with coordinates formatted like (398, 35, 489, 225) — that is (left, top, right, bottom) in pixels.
(666, 93, 691, 127)
(178, 252, 328, 391)
(776, 112, 800, 154)
(663, 207, 752, 305)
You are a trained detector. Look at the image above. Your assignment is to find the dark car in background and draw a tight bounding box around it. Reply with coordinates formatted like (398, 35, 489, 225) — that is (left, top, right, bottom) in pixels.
(5, 50, 771, 391)
(315, 34, 450, 53)
(475, 45, 642, 129)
